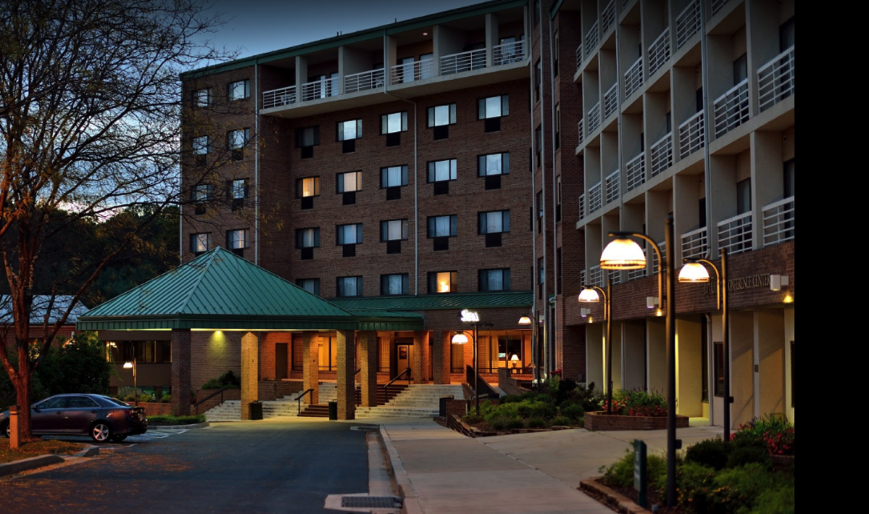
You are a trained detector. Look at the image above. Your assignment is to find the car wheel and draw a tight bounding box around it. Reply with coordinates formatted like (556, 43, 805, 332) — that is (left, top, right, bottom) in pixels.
(111, 434, 128, 442)
(90, 422, 112, 443)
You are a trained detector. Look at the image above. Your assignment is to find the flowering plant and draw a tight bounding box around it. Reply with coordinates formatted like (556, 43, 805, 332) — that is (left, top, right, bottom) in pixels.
(730, 416, 794, 455)
(601, 389, 668, 417)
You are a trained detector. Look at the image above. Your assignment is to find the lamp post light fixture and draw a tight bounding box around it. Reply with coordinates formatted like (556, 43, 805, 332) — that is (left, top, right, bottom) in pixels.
(600, 215, 677, 507)
(579, 275, 613, 414)
(518, 313, 543, 392)
(123, 358, 138, 407)
(455, 309, 490, 415)
(679, 248, 731, 442)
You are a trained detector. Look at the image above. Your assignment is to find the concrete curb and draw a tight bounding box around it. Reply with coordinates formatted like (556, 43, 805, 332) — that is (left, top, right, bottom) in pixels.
(74, 446, 100, 457)
(579, 477, 653, 514)
(148, 422, 209, 429)
(0, 454, 64, 478)
(378, 425, 423, 514)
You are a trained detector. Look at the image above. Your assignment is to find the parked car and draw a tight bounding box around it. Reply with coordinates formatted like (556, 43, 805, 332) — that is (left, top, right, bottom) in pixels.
(1, 393, 148, 443)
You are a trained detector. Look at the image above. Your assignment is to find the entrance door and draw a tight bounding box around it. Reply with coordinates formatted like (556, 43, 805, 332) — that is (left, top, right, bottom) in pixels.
(275, 343, 288, 380)
(396, 344, 414, 380)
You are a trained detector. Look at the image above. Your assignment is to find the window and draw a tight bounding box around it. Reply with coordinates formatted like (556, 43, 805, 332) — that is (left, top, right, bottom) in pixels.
(556, 176, 562, 222)
(381, 219, 408, 254)
(427, 159, 457, 194)
(427, 215, 457, 238)
(478, 211, 510, 234)
(553, 32, 559, 75)
(296, 228, 320, 248)
(191, 233, 211, 255)
(536, 190, 543, 233)
(478, 95, 509, 132)
(228, 79, 250, 101)
(336, 171, 361, 193)
(193, 88, 212, 107)
(535, 125, 542, 166)
(428, 271, 457, 293)
(337, 223, 362, 245)
(381, 274, 409, 296)
(478, 152, 509, 189)
(297, 177, 320, 209)
(297, 278, 320, 296)
(227, 229, 249, 255)
(381, 111, 407, 146)
(381, 165, 408, 200)
(193, 136, 210, 166)
(535, 59, 542, 102)
(427, 104, 456, 140)
(227, 128, 250, 160)
(296, 126, 320, 158)
(537, 257, 544, 299)
(479, 269, 511, 291)
(555, 105, 561, 149)
(337, 119, 362, 153)
(337, 276, 363, 297)
(736, 178, 751, 214)
(229, 178, 248, 200)
(192, 184, 211, 215)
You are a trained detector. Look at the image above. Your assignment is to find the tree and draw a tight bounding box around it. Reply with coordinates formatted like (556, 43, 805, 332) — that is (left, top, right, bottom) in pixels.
(0, 0, 233, 440)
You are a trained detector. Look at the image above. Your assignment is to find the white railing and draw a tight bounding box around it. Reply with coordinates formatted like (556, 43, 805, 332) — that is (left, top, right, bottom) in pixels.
(588, 265, 603, 287)
(651, 240, 666, 275)
(602, 1, 616, 33)
(608, 270, 621, 285)
(679, 110, 705, 159)
(649, 132, 673, 178)
(605, 169, 620, 204)
(628, 267, 646, 281)
(718, 212, 753, 255)
(576, 43, 583, 69)
(588, 182, 602, 213)
(391, 60, 433, 84)
(681, 226, 708, 260)
(585, 21, 599, 58)
(758, 46, 795, 112)
(762, 196, 795, 246)
(603, 82, 619, 119)
(676, 0, 701, 50)
(494, 40, 526, 65)
(440, 48, 486, 76)
(344, 68, 384, 94)
(713, 78, 749, 138)
(625, 56, 643, 98)
(262, 85, 296, 109)
(711, 0, 729, 16)
(300, 76, 339, 102)
(581, 269, 587, 287)
(578, 194, 586, 220)
(626, 152, 645, 191)
(577, 119, 584, 146)
(588, 102, 601, 133)
(648, 28, 671, 76)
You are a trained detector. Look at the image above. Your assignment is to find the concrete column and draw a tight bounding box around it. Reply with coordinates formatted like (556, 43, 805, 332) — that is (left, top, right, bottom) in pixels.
(485, 13, 498, 67)
(303, 332, 319, 404)
(171, 329, 191, 416)
(240, 332, 259, 420)
(413, 331, 427, 384)
(359, 331, 378, 407)
(336, 330, 355, 420)
(431, 330, 449, 384)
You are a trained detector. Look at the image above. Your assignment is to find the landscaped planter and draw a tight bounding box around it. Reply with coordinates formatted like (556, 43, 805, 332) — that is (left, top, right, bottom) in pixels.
(584, 411, 689, 431)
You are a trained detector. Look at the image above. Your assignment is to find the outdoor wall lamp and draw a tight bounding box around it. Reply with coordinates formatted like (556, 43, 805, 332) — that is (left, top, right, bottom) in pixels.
(579, 280, 613, 414)
(518, 313, 543, 393)
(123, 358, 138, 407)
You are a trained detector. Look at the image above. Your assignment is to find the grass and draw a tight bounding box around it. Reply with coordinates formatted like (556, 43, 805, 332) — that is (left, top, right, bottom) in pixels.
(0, 438, 88, 464)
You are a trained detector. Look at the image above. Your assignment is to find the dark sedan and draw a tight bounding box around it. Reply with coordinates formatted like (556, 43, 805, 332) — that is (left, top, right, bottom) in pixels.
(1, 393, 148, 443)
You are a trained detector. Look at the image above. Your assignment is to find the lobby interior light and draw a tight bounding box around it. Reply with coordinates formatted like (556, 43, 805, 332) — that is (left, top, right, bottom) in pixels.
(123, 361, 133, 369)
(451, 333, 469, 344)
(678, 262, 710, 283)
(578, 287, 601, 303)
(600, 237, 647, 270)
(518, 316, 532, 325)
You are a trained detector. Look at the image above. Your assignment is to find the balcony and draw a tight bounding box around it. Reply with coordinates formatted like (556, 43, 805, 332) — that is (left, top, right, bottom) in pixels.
(627, 267, 646, 281)
(577, 119, 584, 146)
(262, 86, 297, 109)
(587, 102, 601, 133)
(626, 152, 645, 191)
(603, 82, 618, 119)
(649, 132, 673, 178)
(588, 182, 602, 213)
(494, 40, 526, 65)
(578, 193, 586, 220)
(588, 265, 603, 287)
(575, 43, 583, 70)
(601, 1, 616, 34)
(608, 269, 621, 285)
(679, 110, 704, 159)
(718, 212, 752, 255)
(301, 76, 339, 102)
(625, 57, 643, 98)
(758, 46, 795, 112)
(585, 21, 599, 59)
(762, 196, 794, 247)
(605, 170, 620, 205)
(392, 59, 435, 84)
(345, 68, 385, 94)
(675, 0, 700, 50)
(711, 0, 731, 16)
(681, 226, 708, 260)
(713, 78, 749, 138)
(648, 28, 671, 76)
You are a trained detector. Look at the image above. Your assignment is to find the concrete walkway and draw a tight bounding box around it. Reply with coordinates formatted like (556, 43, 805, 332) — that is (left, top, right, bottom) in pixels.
(376, 418, 724, 514)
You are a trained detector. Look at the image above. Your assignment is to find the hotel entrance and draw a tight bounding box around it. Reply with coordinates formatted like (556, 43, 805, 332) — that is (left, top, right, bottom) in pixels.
(395, 340, 414, 380)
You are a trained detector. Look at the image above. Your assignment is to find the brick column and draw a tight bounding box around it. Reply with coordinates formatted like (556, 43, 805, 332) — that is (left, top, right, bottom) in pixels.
(336, 330, 355, 420)
(431, 330, 450, 384)
(171, 329, 191, 416)
(240, 332, 259, 420)
(303, 332, 319, 404)
(413, 331, 427, 384)
(358, 331, 378, 407)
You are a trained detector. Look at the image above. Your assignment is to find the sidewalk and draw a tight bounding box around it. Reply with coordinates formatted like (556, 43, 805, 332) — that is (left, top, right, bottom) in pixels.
(377, 418, 723, 514)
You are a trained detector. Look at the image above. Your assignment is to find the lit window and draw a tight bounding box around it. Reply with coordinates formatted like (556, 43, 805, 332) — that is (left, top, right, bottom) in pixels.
(227, 229, 249, 250)
(337, 223, 362, 245)
(427, 215, 457, 238)
(337, 276, 363, 297)
(478, 211, 510, 234)
(479, 269, 511, 291)
(296, 228, 320, 248)
(380, 219, 409, 241)
(478, 95, 509, 119)
(297, 278, 320, 295)
(381, 274, 409, 296)
(478, 153, 510, 176)
(380, 166, 408, 188)
(297, 177, 320, 198)
(337, 120, 362, 141)
(191, 233, 211, 254)
(193, 88, 212, 107)
(428, 271, 457, 293)
(427, 104, 456, 127)
(381, 112, 408, 134)
(336, 171, 361, 193)
(228, 79, 250, 101)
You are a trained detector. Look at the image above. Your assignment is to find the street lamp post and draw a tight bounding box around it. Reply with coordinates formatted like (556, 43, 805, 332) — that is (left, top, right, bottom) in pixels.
(679, 248, 731, 441)
(600, 215, 678, 507)
(454, 309, 491, 415)
(124, 358, 138, 407)
(579, 274, 612, 413)
(518, 312, 542, 393)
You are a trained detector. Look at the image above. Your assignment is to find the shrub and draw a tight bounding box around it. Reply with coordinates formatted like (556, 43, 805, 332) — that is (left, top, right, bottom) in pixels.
(505, 417, 524, 430)
(526, 416, 546, 428)
(752, 480, 795, 514)
(138, 393, 152, 403)
(160, 394, 171, 403)
(676, 462, 745, 514)
(462, 412, 484, 424)
(550, 416, 571, 426)
(147, 414, 205, 425)
(730, 416, 794, 456)
(559, 403, 584, 421)
(201, 370, 241, 390)
(603, 389, 668, 417)
(726, 443, 771, 469)
(601, 447, 667, 489)
(685, 438, 730, 470)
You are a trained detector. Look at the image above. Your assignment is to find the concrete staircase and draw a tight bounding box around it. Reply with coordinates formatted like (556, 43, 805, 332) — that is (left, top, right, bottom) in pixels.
(355, 384, 464, 419)
(204, 384, 339, 421)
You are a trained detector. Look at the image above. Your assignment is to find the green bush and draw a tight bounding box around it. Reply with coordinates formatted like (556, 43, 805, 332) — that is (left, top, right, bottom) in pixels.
(575, 382, 604, 413)
(731, 416, 794, 456)
(550, 416, 571, 426)
(685, 438, 730, 470)
(601, 447, 667, 489)
(559, 403, 584, 421)
(160, 394, 171, 403)
(676, 462, 745, 514)
(751, 481, 795, 514)
(201, 370, 241, 390)
(727, 443, 772, 469)
(147, 414, 205, 425)
(606, 388, 668, 417)
(526, 416, 546, 428)
(462, 412, 484, 424)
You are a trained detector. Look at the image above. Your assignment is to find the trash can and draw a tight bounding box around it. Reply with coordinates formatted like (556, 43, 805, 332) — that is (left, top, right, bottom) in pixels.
(249, 401, 263, 420)
(328, 401, 338, 420)
(439, 396, 454, 417)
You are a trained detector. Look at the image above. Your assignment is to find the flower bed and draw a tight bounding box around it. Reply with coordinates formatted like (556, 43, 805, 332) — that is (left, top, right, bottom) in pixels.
(584, 411, 689, 431)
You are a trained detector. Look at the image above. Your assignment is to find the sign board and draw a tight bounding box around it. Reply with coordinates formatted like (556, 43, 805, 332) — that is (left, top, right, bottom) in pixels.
(633, 440, 647, 508)
(460, 309, 480, 322)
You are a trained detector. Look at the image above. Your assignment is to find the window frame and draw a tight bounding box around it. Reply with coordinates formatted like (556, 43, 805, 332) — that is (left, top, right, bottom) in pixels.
(193, 88, 212, 107)
(191, 233, 212, 254)
(296, 177, 320, 198)
(296, 126, 320, 148)
(230, 178, 249, 200)
(380, 165, 409, 188)
(478, 268, 511, 292)
(428, 271, 458, 293)
(336, 171, 362, 193)
(337, 119, 362, 141)
(477, 152, 510, 176)
(295, 228, 321, 249)
(478, 210, 511, 234)
(380, 219, 409, 241)
(227, 229, 250, 250)
(427, 104, 457, 127)
(427, 159, 458, 183)
(297, 278, 320, 296)
(228, 79, 250, 101)
(381, 112, 408, 134)
(336, 276, 363, 297)
(427, 215, 458, 238)
(336, 223, 363, 246)
(380, 273, 409, 296)
(477, 95, 509, 119)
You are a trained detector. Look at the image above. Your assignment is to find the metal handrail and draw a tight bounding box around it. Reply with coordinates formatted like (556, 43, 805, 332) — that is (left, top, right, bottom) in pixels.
(296, 388, 314, 414)
(192, 387, 228, 415)
(385, 367, 411, 388)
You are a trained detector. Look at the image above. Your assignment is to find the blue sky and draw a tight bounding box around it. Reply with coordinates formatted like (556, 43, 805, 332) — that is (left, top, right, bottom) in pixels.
(200, 0, 490, 60)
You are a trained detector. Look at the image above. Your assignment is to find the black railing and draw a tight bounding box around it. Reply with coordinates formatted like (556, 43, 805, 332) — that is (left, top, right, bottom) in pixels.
(385, 367, 412, 388)
(466, 365, 499, 399)
(193, 388, 228, 415)
(296, 388, 315, 414)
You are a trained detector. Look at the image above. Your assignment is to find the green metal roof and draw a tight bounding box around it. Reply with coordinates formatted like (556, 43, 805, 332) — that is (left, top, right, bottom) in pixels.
(77, 247, 422, 331)
(330, 291, 533, 312)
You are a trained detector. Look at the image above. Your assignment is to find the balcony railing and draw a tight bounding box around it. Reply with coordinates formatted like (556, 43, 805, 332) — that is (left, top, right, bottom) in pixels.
(605, 169, 620, 204)
(676, 0, 701, 50)
(679, 110, 705, 159)
(718, 212, 753, 255)
(262, 85, 296, 109)
(711, 0, 730, 16)
(344, 68, 384, 94)
(576, 43, 583, 69)
(713, 78, 749, 138)
(391, 59, 435, 84)
(585, 21, 599, 59)
(758, 46, 795, 112)
(651, 240, 666, 275)
(762, 196, 795, 247)
(602, 1, 616, 34)
(578, 193, 586, 220)
(577, 119, 584, 146)
(300, 76, 339, 102)
(588, 265, 603, 287)
(494, 40, 526, 65)
(649, 132, 673, 178)
(628, 267, 646, 281)
(603, 82, 618, 119)
(648, 28, 671, 76)
(625, 56, 643, 98)
(588, 182, 602, 213)
(441, 48, 486, 76)
(580, 269, 587, 287)
(588, 102, 601, 133)
(608, 269, 621, 285)
(681, 226, 708, 260)
(626, 152, 645, 191)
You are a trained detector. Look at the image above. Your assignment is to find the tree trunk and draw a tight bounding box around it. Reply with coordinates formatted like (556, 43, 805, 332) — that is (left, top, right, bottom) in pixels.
(14, 343, 33, 441)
